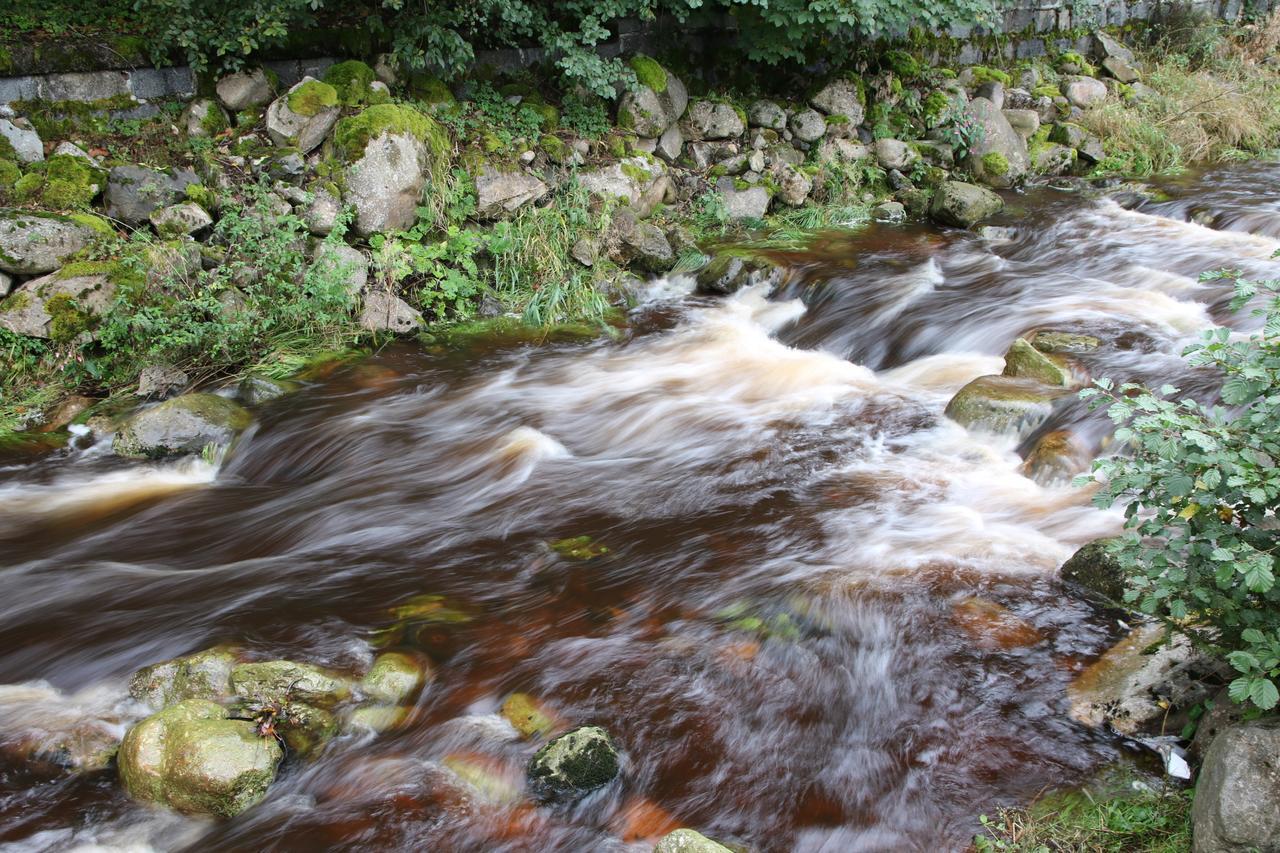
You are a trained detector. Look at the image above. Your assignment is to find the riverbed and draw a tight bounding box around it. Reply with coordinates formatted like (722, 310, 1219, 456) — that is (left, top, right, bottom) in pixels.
(2, 163, 1279, 851)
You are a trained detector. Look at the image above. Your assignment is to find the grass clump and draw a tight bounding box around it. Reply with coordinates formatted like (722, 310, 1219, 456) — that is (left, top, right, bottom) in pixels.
(974, 782, 1191, 853)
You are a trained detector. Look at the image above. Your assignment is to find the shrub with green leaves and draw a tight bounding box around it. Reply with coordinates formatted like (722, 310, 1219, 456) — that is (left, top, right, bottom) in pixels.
(1081, 258, 1280, 711)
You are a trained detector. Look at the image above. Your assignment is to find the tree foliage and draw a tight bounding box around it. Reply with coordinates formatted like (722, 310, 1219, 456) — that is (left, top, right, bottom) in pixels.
(1082, 258, 1280, 711)
(132, 0, 997, 94)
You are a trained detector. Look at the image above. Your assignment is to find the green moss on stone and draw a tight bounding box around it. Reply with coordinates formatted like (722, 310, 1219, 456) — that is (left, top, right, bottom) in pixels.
(184, 183, 218, 210)
(333, 103, 448, 162)
(0, 158, 18, 190)
(970, 66, 1012, 87)
(323, 60, 377, 105)
(44, 292, 91, 343)
(981, 151, 1010, 177)
(628, 55, 668, 93)
(410, 73, 455, 106)
(286, 80, 339, 117)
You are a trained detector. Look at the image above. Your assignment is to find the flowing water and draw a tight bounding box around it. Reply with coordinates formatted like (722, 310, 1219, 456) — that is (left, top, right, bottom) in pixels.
(1, 163, 1279, 852)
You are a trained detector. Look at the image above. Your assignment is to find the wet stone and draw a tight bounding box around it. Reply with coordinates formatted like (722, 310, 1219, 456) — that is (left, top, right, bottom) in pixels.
(526, 725, 620, 800)
(230, 660, 351, 708)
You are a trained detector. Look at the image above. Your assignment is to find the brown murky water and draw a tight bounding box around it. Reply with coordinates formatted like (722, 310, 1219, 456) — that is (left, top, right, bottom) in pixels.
(1, 163, 1279, 852)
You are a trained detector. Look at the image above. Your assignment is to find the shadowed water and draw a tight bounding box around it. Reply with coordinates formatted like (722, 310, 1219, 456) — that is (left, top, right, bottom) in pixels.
(1, 162, 1278, 852)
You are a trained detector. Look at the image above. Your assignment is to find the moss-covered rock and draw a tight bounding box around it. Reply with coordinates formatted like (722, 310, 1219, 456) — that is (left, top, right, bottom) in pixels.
(323, 60, 378, 105)
(1028, 330, 1100, 354)
(617, 57, 687, 138)
(527, 725, 620, 800)
(230, 660, 351, 708)
(360, 651, 432, 705)
(655, 829, 734, 853)
(928, 180, 1003, 228)
(129, 646, 239, 709)
(112, 393, 252, 459)
(333, 103, 447, 162)
(266, 78, 341, 153)
(1001, 337, 1072, 387)
(943, 374, 1064, 434)
(117, 699, 282, 818)
(629, 55, 668, 93)
(286, 79, 339, 117)
(1060, 538, 1126, 600)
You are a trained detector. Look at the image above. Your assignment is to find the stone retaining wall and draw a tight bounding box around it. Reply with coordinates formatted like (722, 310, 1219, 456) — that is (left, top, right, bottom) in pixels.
(0, 0, 1273, 107)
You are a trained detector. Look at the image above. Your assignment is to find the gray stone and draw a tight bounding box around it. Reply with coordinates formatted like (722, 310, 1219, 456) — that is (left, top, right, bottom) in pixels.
(1092, 31, 1135, 64)
(773, 163, 812, 207)
(181, 98, 229, 139)
(117, 700, 281, 818)
(1063, 76, 1108, 108)
(1003, 108, 1040, 139)
(874, 138, 915, 171)
(747, 99, 786, 130)
(578, 156, 665, 207)
(1060, 538, 1125, 600)
(0, 119, 43, 164)
(136, 365, 189, 399)
(617, 63, 688, 138)
(975, 81, 1005, 109)
(963, 97, 1029, 187)
(302, 187, 341, 236)
(570, 236, 597, 267)
(216, 69, 274, 111)
(150, 202, 213, 237)
(1004, 87, 1034, 110)
(52, 141, 95, 162)
(685, 100, 745, 140)
(39, 71, 129, 103)
(474, 166, 548, 220)
(0, 214, 103, 276)
(0, 272, 10, 297)
(696, 253, 780, 295)
(656, 829, 734, 853)
(610, 207, 674, 273)
(265, 77, 340, 154)
(929, 180, 1004, 228)
(345, 132, 430, 237)
(106, 165, 199, 226)
(0, 269, 114, 338)
(656, 123, 683, 162)
(817, 138, 870, 163)
(1193, 720, 1280, 853)
(788, 108, 827, 143)
(359, 291, 422, 333)
(128, 67, 194, 101)
(373, 54, 399, 86)
(527, 725, 620, 800)
(1033, 143, 1077, 175)
(312, 241, 368, 295)
(874, 201, 906, 222)
(360, 652, 431, 705)
(1101, 56, 1141, 83)
(716, 179, 770, 221)
(809, 79, 866, 126)
(113, 394, 253, 459)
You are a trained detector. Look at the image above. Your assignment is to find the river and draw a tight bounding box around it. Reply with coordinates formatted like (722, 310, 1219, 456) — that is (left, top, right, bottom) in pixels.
(1, 162, 1279, 851)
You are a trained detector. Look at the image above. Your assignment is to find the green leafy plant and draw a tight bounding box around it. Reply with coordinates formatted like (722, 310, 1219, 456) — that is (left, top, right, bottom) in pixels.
(1081, 257, 1280, 710)
(369, 210, 487, 320)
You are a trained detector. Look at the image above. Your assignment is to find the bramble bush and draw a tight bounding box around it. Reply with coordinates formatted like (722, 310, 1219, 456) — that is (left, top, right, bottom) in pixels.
(1081, 255, 1280, 711)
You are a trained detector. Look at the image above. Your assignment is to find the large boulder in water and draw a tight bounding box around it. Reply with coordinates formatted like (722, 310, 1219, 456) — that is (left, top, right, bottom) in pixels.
(0, 212, 107, 275)
(527, 725, 620, 800)
(1059, 538, 1126, 600)
(963, 97, 1029, 188)
(130, 646, 239, 710)
(230, 660, 351, 708)
(112, 393, 252, 459)
(929, 181, 1003, 228)
(117, 699, 282, 817)
(1192, 719, 1280, 853)
(1001, 337, 1073, 387)
(944, 375, 1063, 434)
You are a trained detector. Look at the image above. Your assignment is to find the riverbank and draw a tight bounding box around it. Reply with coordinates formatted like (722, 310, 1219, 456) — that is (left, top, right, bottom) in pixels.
(3, 11, 1279, 443)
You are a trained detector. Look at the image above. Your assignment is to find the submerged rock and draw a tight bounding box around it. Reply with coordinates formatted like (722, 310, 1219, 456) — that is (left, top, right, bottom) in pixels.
(944, 375, 1063, 434)
(112, 393, 252, 459)
(655, 828, 735, 852)
(501, 692, 560, 739)
(695, 253, 781, 296)
(1059, 538, 1125, 600)
(360, 651, 432, 705)
(118, 699, 282, 817)
(952, 596, 1042, 649)
(444, 752, 522, 804)
(527, 725, 620, 800)
(1192, 719, 1280, 853)
(1021, 429, 1091, 485)
(1029, 330, 1100, 354)
(130, 646, 238, 709)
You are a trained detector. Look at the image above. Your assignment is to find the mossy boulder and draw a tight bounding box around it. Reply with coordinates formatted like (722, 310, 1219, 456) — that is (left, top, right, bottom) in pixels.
(181, 98, 230, 139)
(1060, 538, 1126, 600)
(1022, 429, 1091, 485)
(696, 253, 781, 296)
(11, 154, 106, 210)
(1001, 337, 1072, 387)
(129, 646, 239, 710)
(112, 393, 253, 459)
(322, 60, 378, 105)
(0, 211, 105, 275)
(266, 78, 341, 154)
(332, 103, 447, 162)
(360, 651, 432, 705)
(0, 267, 115, 340)
(943, 374, 1064, 434)
(335, 104, 449, 236)
(527, 725, 620, 800)
(117, 699, 282, 818)
(928, 180, 1003, 228)
(230, 660, 351, 708)
(963, 97, 1028, 188)
(617, 57, 688, 138)
(1029, 330, 1100, 354)
(105, 165, 200, 226)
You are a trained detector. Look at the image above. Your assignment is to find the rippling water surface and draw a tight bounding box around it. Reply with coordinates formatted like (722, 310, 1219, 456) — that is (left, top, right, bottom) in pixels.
(2, 163, 1279, 852)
